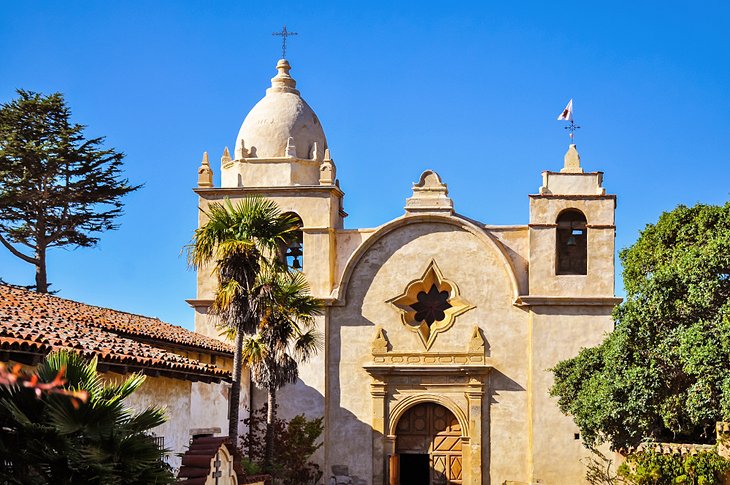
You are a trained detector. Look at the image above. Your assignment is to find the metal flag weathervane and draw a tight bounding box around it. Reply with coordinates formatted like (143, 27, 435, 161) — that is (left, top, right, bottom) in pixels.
(273, 25, 298, 59)
(557, 99, 580, 143)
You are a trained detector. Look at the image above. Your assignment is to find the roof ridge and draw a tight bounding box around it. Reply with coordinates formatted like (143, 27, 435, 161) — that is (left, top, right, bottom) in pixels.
(0, 283, 167, 322)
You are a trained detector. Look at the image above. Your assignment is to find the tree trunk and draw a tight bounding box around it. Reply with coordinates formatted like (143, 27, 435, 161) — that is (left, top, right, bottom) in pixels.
(35, 245, 47, 293)
(228, 329, 245, 446)
(264, 385, 277, 471)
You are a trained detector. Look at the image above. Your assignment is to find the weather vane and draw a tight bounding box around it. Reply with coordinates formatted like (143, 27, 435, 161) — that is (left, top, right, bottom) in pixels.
(557, 98, 580, 143)
(273, 25, 298, 59)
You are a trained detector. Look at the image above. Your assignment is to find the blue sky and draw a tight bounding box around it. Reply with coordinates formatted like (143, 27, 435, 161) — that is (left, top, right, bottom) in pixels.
(1, 1, 729, 328)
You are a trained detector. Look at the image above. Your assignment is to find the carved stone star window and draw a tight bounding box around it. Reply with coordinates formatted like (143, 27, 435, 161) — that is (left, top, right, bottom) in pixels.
(410, 285, 452, 326)
(387, 260, 474, 349)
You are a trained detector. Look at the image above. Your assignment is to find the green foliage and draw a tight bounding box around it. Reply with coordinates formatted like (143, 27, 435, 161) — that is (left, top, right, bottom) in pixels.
(618, 450, 730, 485)
(243, 270, 322, 393)
(0, 350, 175, 484)
(0, 90, 140, 292)
(185, 196, 302, 443)
(551, 202, 730, 449)
(243, 405, 323, 485)
(241, 269, 323, 470)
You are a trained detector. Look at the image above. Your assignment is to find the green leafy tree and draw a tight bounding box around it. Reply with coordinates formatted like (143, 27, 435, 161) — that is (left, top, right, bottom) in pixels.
(0, 350, 174, 484)
(0, 90, 140, 293)
(551, 202, 730, 450)
(243, 405, 324, 485)
(186, 196, 299, 445)
(242, 270, 322, 470)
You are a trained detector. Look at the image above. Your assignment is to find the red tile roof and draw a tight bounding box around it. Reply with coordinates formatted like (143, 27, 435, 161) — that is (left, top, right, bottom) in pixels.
(0, 284, 232, 381)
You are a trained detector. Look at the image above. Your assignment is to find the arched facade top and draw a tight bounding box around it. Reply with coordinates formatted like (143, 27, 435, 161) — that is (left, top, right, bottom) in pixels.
(333, 213, 520, 305)
(387, 393, 469, 438)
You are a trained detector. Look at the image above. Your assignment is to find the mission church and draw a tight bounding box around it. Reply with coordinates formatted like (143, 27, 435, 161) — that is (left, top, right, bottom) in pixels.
(188, 56, 621, 485)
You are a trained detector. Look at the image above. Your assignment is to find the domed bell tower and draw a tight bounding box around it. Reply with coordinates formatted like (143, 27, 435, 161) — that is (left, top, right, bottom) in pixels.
(189, 59, 345, 338)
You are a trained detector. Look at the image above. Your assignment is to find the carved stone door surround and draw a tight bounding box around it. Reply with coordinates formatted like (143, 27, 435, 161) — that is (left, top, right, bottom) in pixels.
(364, 327, 491, 485)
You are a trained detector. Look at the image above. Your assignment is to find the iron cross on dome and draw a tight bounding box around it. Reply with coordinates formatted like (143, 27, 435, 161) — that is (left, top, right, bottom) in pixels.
(273, 25, 298, 59)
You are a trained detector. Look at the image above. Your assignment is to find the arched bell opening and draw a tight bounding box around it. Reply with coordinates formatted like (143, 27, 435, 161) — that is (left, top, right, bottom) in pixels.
(280, 212, 303, 270)
(556, 209, 588, 275)
(391, 403, 463, 485)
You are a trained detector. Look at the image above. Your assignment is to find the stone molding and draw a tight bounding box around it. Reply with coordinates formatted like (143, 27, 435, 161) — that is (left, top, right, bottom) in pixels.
(515, 295, 623, 307)
(331, 213, 521, 306)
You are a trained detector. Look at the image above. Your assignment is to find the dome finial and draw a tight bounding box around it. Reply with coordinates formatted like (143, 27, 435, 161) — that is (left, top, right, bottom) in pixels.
(268, 59, 300, 95)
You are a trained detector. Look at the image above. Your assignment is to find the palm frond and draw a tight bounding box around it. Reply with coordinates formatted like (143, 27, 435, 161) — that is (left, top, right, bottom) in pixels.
(293, 329, 324, 363)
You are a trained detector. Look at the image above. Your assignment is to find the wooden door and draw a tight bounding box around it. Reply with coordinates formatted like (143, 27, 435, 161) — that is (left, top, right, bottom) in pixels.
(395, 403, 463, 485)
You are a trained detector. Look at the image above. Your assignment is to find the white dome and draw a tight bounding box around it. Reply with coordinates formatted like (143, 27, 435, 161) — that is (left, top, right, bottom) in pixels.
(234, 59, 327, 161)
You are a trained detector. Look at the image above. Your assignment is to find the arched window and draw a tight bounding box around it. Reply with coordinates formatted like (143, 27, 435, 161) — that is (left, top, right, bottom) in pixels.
(556, 209, 587, 275)
(282, 213, 303, 270)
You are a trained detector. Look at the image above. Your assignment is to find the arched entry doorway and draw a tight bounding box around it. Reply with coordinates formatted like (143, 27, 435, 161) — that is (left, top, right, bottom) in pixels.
(391, 403, 463, 485)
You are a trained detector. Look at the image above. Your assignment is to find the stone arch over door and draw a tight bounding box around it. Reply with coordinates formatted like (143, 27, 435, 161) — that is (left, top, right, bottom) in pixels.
(393, 402, 463, 485)
(366, 364, 488, 485)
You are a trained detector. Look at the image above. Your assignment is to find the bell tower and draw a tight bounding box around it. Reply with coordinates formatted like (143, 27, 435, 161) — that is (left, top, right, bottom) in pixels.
(189, 58, 345, 338)
(527, 144, 616, 298)
(523, 144, 619, 482)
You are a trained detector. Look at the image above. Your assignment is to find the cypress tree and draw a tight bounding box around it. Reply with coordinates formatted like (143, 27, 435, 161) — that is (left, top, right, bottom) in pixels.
(0, 90, 141, 292)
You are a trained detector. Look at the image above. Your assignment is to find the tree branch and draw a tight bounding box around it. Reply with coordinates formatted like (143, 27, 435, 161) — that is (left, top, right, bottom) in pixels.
(0, 233, 39, 265)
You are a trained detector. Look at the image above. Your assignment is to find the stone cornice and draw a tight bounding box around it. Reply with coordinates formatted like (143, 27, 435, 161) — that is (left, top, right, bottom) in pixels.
(528, 194, 616, 200)
(187, 297, 339, 308)
(363, 364, 492, 377)
(528, 223, 616, 229)
(185, 298, 213, 308)
(515, 295, 623, 307)
(193, 184, 345, 198)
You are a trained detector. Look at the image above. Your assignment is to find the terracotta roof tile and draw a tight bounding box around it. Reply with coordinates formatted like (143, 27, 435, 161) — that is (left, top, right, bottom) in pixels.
(0, 285, 231, 381)
(0, 285, 232, 353)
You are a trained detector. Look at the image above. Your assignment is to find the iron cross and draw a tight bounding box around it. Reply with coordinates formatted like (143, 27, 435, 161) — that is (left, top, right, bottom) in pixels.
(273, 25, 298, 59)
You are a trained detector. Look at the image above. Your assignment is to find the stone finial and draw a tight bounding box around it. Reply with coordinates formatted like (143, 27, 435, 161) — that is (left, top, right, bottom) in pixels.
(197, 151, 213, 188)
(221, 146, 232, 165)
(405, 170, 454, 214)
(236, 139, 250, 159)
(285, 137, 297, 158)
(561, 144, 584, 173)
(267, 59, 300, 95)
(371, 326, 389, 355)
(310, 142, 318, 160)
(468, 326, 488, 356)
(320, 160, 335, 185)
(320, 149, 336, 185)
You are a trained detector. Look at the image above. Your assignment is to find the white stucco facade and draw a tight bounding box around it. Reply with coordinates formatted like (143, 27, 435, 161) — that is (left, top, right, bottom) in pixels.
(191, 59, 620, 485)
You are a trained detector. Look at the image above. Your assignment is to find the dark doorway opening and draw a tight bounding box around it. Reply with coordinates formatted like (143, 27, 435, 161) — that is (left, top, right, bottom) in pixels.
(400, 453, 429, 485)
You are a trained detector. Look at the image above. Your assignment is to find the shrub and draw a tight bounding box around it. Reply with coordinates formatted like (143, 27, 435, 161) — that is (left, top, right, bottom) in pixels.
(618, 450, 730, 485)
(243, 405, 323, 484)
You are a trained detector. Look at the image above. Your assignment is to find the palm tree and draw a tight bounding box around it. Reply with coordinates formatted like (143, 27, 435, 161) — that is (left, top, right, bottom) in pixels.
(0, 350, 173, 484)
(242, 270, 322, 472)
(186, 196, 299, 444)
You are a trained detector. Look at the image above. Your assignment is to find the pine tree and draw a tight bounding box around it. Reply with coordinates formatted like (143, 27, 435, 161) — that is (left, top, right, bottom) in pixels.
(0, 90, 141, 292)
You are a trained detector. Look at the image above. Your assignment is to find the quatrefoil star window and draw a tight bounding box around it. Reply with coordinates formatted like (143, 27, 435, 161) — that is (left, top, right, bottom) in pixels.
(410, 285, 451, 325)
(387, 260, 474, 349)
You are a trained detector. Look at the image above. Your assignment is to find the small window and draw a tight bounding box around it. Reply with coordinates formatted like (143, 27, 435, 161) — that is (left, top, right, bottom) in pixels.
(556, 209, 587, 275)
